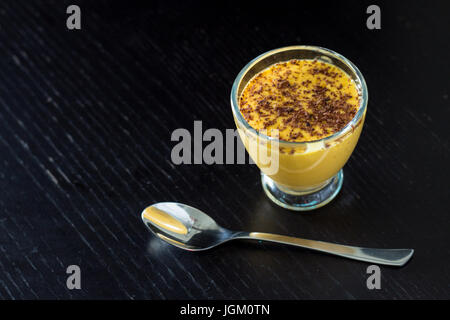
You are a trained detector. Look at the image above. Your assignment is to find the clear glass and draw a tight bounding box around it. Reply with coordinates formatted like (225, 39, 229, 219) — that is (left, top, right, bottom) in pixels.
(230, 46, 368, 211)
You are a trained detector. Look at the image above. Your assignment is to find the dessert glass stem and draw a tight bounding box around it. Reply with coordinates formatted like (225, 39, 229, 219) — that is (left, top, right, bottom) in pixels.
(261, 170, 343, 211)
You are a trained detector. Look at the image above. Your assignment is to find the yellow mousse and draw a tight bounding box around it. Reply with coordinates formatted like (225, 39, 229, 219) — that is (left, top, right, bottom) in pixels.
(236, 59, 365, 190)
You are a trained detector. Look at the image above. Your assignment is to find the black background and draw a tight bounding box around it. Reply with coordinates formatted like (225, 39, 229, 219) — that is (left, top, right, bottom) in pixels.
(0, 0, 449, 299)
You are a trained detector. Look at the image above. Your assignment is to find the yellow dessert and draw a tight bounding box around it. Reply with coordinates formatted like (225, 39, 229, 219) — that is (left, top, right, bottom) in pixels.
(236, 59, 365, 190)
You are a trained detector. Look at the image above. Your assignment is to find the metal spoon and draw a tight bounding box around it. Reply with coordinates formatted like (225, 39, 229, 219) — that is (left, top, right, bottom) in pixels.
(141, 202, 414, 266)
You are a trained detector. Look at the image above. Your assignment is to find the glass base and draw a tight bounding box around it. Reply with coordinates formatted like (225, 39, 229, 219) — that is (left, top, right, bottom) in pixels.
(261, 170, 343, 211)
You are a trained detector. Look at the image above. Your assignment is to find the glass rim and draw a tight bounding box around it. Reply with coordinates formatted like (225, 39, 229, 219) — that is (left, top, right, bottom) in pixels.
(230, 45, 368, 146)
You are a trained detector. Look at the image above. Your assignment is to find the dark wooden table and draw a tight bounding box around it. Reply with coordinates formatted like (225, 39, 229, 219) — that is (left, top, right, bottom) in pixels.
(0, 0, 449, 299)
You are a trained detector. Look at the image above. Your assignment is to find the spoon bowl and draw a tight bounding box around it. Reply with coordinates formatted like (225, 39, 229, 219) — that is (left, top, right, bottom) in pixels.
(142, 202, 414, 266)
(142, 202, 235, 251)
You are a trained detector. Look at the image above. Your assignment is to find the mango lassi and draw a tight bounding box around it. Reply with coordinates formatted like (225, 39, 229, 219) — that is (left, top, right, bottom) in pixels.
(236, 58, 365, 191)
(231, 46, 367, 210)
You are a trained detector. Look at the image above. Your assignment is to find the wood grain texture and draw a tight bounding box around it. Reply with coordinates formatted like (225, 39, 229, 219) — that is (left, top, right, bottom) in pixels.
(0, 0, 449, 299)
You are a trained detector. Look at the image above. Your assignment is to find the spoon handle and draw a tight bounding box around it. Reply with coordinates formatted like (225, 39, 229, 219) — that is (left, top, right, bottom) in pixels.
(234, 232, 413, 266)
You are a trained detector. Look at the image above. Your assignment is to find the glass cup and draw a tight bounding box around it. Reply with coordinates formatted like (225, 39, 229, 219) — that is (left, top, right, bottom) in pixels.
(230, 46, 368, 211)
